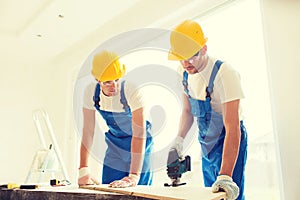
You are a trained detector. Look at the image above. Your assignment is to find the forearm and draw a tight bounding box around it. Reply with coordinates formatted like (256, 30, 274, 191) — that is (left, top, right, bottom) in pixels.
(130, 108, 146, 175)
(80, 108, 95, 168)
(220, 100, 241, 177)
(79, 129, 94, 168)
(79, 141, 91, 168)
(178, 109, 194, 138)
(178, 94, 194, 138)
(130, 135, 146, 175)
(220, 124, 241, 177)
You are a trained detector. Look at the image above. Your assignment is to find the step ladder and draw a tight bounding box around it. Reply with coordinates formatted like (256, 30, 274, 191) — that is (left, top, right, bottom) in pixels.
(25, 109, 69, 183)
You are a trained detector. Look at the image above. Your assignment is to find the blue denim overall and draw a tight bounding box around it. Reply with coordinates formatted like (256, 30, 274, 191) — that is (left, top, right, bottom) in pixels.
(183, 60, 247, 200)
(93, 81, 153, 185)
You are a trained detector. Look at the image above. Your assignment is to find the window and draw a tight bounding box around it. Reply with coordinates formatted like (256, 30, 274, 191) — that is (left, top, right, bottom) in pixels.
(121, 0, 280, 199)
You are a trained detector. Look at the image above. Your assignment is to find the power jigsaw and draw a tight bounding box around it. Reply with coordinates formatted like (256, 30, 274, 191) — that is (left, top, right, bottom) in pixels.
(164, 148, 191, 187)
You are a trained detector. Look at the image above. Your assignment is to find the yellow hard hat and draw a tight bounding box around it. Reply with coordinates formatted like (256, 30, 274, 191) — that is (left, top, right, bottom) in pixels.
(168, 20, 208, 60)
(91, 50, 126, 82)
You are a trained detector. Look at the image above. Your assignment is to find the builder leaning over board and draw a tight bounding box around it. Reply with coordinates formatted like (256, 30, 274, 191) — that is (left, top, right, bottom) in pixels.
(78, 50, 153, 188)
(168, 20, 248, 200)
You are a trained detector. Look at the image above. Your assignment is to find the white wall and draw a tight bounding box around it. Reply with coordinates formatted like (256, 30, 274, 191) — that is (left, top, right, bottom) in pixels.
(261, 1, 300, 200)
(197, 1, 280, 198)
(0, 58, 51, 182)
(0, 57, 75, 183)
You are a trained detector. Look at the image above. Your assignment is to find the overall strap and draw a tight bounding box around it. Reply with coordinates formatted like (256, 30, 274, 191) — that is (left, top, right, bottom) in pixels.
(206, 60, 223, 99)
(182, 71, 191, 97)
(120, 81, 130, 112)
(93, 83, 101, 111)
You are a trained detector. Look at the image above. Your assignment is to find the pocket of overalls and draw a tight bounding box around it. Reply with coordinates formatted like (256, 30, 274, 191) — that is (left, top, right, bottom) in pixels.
(206, 111, 224, 139)
(190, 99, 206, 117)
(198, 113, 211, 138)
(146, 121, 152, 133)
(191, 104, 206, 117)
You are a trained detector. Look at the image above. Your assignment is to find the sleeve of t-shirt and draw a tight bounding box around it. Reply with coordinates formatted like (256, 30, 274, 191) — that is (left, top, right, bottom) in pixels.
(125, 81, 144, 112)
(177, 65, 185, 92)
(83, 82, 96, 110)
(217, 64, 245, 103)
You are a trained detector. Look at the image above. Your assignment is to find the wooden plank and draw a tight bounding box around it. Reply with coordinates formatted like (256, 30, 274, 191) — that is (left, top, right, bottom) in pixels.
(0, 187, 151, 200)
(80, 184, 226, 200)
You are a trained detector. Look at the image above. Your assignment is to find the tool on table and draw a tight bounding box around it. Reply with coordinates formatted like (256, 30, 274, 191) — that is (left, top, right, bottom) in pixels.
(164, 148, 191, 187)
(50, 179, 71, 187)
(0, 183, 39, 189)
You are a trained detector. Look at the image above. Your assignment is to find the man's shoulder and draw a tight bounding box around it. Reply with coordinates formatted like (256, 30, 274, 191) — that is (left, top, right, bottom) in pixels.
(219, 62, 237, 75)
(121, 79, 139, 90)
(208, 57, 236, 74)
(86, 81, 97, 90)
(84, 82, 97, 96)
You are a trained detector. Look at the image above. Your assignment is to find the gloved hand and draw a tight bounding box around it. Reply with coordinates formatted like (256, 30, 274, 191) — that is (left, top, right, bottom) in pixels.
(78, 167, 99, 186)
(109, 174, 140, 188)
(212, 175, 239, 200)
(170, 136, 184, 158)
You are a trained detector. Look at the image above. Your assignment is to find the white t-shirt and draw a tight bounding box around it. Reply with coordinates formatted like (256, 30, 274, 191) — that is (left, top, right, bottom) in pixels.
(83, 79, 144, 112)
(178, 57, 245, 118)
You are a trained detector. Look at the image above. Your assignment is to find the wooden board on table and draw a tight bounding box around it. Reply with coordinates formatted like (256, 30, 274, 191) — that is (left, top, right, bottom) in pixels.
(80, 184, 226, 200)
(0, 186, 147, 200)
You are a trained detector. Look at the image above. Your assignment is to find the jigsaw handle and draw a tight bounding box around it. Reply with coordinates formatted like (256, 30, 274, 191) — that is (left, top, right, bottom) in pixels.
(185, 155, 191, 171)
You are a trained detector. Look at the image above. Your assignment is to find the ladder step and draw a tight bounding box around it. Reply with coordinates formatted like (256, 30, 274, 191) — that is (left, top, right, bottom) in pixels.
(25, 109, 69, 184)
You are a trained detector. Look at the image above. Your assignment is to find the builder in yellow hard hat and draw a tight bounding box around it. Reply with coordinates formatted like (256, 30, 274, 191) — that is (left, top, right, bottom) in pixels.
(168, 20, 248, 200)
(78, 50, 153, 188)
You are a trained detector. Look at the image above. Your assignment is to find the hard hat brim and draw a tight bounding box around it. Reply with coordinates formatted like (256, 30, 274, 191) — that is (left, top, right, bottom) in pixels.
(168, 50, 184, 61)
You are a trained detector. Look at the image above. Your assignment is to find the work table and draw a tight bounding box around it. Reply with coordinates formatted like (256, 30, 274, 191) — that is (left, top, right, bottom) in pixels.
(0, 184, 226, 200)
(0, 186, 145, 200)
